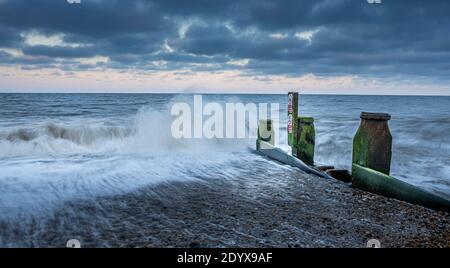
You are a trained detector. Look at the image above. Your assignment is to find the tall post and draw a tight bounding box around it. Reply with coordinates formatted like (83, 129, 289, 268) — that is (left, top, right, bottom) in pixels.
(288, 92, 299, 151)
(352, 112, 392, 175)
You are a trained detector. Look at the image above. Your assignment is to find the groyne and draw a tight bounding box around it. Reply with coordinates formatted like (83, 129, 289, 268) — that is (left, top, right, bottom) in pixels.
(256, 92, 450, 213)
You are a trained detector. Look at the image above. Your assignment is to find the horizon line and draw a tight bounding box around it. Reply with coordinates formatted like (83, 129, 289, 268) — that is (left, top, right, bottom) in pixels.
(0, 91, 449, 97)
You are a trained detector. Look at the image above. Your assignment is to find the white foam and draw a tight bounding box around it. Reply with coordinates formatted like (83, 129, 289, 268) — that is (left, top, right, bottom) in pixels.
(0, 107, 259, 219)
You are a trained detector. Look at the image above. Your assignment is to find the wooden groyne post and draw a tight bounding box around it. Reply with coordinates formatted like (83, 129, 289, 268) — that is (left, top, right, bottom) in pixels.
(295, 117, 316, 166)
(288, 92, 316, 165)
(287, 92, 298, 148)
(352, 112, 392, 175)
(257, 119, 274, 150)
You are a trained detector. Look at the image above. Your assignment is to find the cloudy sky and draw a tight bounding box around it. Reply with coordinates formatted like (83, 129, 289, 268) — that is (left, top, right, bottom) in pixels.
(0, 0, 449, 94)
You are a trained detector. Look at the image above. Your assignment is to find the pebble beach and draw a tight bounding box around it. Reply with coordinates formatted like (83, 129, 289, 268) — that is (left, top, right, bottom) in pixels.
(2, 159, 448, 248)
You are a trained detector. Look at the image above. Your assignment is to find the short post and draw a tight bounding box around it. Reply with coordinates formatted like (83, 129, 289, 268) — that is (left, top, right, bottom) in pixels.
(287, 92, 299, 148)
(257, 119, 274, 150)
(352, 112, 392, 175)
(294, 117, 316, 165)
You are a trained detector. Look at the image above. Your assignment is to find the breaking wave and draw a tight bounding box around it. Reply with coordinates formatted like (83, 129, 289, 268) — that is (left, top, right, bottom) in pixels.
(0, 108, 250, 158)
(0, 107, 261, 221)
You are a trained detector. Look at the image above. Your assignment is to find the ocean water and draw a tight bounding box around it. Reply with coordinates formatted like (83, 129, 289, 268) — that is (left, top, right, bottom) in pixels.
(0, 93, 449, 246)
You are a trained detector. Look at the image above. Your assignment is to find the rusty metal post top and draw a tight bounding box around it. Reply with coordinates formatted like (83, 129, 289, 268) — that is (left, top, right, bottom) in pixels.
(360, 112, 391, 121)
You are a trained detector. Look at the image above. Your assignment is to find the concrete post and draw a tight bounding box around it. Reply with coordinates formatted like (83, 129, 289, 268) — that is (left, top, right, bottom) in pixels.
(352, 112, 392, 175)
(294, 117, 316, 166)
(257, 119, 274, 150)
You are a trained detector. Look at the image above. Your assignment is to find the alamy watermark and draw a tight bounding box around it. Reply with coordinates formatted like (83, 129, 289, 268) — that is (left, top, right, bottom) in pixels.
(170, 95, 279, 141)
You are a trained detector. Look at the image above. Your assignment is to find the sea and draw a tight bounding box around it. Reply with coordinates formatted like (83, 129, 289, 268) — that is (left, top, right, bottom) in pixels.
(0, 93, 449, 246)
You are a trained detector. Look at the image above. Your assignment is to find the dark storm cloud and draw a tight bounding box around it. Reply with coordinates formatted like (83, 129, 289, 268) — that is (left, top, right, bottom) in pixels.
(0, 0, 168, 37)
(22, 45, 98, 58)
(0, 0, 449, 79)
(0, 26, 23, 47)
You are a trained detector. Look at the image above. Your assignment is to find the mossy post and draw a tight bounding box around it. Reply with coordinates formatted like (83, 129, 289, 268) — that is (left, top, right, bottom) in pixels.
(352, 112, 392, 175)
(352, 164, 450, 212)
(257, 119, 274, 150)
(287, 92, 299, 149)
(294, 117, 315, 165)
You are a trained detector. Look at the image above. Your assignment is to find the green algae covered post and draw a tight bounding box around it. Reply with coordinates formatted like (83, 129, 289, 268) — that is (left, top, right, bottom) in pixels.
(352, 164, 450, 212)
(287, 92, 299, 148)
(352, 112, 392, 175)
(294, 117, 316, 165)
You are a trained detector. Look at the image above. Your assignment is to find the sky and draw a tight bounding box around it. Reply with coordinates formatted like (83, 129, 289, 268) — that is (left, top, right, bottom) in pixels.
(0, 0, 449, 95)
